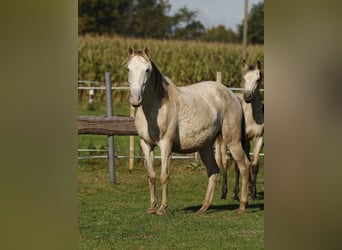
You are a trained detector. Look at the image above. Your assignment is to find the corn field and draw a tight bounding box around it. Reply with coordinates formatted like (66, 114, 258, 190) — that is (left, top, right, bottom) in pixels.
(78, 35, 264, 102)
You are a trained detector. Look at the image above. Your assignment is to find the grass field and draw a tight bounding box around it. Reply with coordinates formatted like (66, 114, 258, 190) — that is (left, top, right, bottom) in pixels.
(78, 157, 264, 250)
(78, 103, 264, 250)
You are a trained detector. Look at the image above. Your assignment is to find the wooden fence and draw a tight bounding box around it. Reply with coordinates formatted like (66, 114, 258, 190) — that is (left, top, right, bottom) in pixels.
(78, 72, 136, 184)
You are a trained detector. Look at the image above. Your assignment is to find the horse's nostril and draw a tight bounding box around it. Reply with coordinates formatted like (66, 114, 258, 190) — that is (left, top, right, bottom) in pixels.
(244, 93, 253, 103)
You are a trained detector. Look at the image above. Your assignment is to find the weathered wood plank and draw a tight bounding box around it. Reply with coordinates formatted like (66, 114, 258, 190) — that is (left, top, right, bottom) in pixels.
(78, 116, 137, 135)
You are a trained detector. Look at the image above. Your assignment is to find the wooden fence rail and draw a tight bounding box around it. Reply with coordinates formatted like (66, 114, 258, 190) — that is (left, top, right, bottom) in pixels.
(78, 116, 137, 136)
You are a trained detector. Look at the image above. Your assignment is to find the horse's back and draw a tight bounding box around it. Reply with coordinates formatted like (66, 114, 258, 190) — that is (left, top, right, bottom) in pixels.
(179, 81, 239, 108)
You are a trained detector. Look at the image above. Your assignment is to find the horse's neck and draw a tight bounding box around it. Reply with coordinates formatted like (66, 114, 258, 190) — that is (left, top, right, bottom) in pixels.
(139, 65, 179, 140)
(142, 64, 174, 111)
(250, 90, 264, 125)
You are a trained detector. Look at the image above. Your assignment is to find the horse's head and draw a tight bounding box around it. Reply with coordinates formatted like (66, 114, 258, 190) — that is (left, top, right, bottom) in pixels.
(242, 59, 262, 103)
(126, 46, 152, 107)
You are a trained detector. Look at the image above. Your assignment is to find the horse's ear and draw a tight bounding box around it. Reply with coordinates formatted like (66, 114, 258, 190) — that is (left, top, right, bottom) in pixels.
(256, 60, 262, 70)
(128, 46, 134, 56)
(143, 46, 150, 57)
(242, 59, 249, 73)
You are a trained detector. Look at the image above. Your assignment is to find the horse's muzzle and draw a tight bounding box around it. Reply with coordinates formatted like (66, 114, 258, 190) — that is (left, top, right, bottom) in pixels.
(244, 92, 253, 103)
(130, 94, 142, 107)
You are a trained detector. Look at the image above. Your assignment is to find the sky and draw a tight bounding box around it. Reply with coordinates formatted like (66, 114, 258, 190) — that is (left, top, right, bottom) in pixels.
(168, 0, 263, 31)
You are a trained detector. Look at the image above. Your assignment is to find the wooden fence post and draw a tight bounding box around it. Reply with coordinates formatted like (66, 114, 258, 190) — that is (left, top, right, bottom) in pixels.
(242, 0, 249, 60)
(216, 72, 222, 83)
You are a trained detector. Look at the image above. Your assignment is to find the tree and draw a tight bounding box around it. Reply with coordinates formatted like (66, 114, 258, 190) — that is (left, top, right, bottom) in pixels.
(168, 6, 205, 40)
(78, 0, 121, 35)
(173, 21, 205, 40)
(78, 0, 172, 38)
(79, 0, 234, 42)
(200, 25, 239, 43)
(121, 0, 172, 38)
(237, 1, 264, 44)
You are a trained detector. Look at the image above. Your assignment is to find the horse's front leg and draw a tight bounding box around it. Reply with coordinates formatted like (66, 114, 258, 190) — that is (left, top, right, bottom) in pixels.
(140, 139, 157, 214)
(157, 140, 172, 215)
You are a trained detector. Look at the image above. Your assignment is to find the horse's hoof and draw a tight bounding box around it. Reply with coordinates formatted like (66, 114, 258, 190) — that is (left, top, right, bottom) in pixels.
(197, 205, 209, 214)
(156, 208, 166, 215)
(197, 209, 207, 214)
(146, 208, 156, 214)
(233, 196, 240, 202)
(237, 207, 246, 214)
(221, 195, 227, 200)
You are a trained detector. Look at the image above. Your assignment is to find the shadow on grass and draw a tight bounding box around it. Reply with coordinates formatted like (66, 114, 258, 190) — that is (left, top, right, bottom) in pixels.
(182, 203, 264, 214)
(182, 192, 264, 214)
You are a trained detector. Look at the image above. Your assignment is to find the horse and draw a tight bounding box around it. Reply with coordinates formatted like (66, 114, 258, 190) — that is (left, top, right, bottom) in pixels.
(216, 59, 264, 201)
(126, 46, 251, 215)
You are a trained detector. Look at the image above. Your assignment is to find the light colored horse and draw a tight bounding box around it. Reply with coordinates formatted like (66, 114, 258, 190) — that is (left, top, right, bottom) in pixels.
(216, 59, 264, 201)
(126, 46, 250, 215)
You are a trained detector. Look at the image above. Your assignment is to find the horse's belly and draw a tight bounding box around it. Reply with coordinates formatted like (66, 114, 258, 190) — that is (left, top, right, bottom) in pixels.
(172, 127, 218, 153)
(172, 108, 220, 152)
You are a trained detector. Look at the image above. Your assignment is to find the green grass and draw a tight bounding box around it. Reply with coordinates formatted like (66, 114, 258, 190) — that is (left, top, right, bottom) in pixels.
(78, 157, 264, 249)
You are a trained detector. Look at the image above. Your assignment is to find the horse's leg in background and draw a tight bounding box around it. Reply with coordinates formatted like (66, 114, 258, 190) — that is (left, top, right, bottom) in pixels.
(250, 136, 263, 199)
(140, 139, 157, 214)
(215, 136, 229, 199)
(156, 140, 172, 215)
(198, 145, 220, 213)
(228, 141, 250, 213)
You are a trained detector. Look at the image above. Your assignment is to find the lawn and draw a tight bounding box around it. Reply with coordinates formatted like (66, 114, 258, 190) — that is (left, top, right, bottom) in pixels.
(78, 155, 264, 249)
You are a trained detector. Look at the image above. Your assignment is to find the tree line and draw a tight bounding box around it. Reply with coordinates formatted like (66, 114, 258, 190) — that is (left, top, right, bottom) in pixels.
(79, 0, 263, 44)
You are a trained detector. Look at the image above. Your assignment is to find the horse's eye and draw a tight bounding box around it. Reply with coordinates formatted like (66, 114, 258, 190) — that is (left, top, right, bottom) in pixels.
(127, 68, 129, 72)
(146, 68, 150, 73)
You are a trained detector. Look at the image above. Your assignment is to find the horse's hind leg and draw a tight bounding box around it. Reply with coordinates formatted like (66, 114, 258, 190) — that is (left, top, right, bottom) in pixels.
(198, 145, 220, 213)
(234, 138, 249, 201)
(215, 136, 228, 199)
(140, 139, 157, 214)
(250, 136, 263, 200)
(228, 141, 250, 212)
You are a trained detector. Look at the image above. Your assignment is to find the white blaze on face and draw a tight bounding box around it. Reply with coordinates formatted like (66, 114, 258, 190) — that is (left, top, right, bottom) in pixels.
(127, 56, 151, 107)
(244, 70, 260, 93)
(243, 69, 260, 103)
